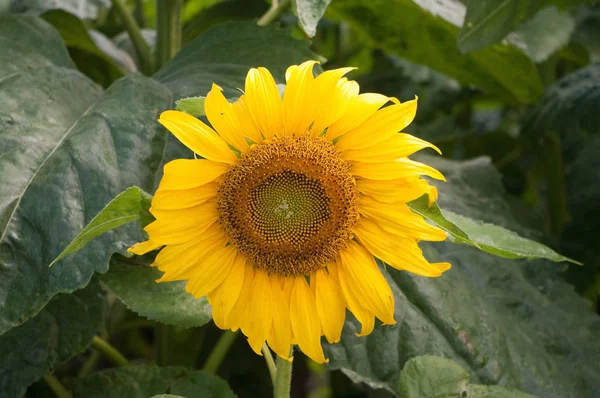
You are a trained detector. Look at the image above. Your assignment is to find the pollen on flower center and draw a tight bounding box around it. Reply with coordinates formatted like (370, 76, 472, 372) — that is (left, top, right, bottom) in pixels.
(217, 135, 359, 276)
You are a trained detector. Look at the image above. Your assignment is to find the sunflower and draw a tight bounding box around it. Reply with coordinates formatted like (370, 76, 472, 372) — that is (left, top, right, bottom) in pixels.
(129, 60, 451, 364)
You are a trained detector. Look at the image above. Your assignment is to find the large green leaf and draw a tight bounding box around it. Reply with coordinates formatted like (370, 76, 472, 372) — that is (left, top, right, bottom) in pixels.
(0, 15, 171, 336)
(0, 282, 105, 398)
(324, 156, 600, 397)
(399, 356, 537, 398)
(154, 21, 321, 100)
(294, 0, 332, 37)
(101, 257, 213, 328)
(0, 16, 319, 336)
(523, 61, 600, 137)
(72, 365, 235, 398)
(458, 0, 590, 53)
(327, 0, 543, 103)
(5, 0, 109, 19)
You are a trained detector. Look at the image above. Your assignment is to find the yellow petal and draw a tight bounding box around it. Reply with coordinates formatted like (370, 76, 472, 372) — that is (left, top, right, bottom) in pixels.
(128, 239, 162, 255)
(267, 274, 293, 361)
(311, 77, 359, 137)
(355, 218, 451, 277)
(158, 159, 229, 190)
(225, 263, 255, 331)
(232, 95, 262, 144)
(245, 67, 284, 139)
(336, 98, 417, 151)
(290, 276, 328, 364)
(342, 133, 441, 162)
(337, 241, 395, 325)
(351, 158, 445, 181)
(205, 83, 250, 152)
(242, 268, 274, 355)
(185, 245, 238, 298)
(356, 177, 435, 204)
(313, 268, 346, 344)
(143, 202, 218, 244)
(325, 93, 390, 141)
(208, 254, 246, 330)
(283, 60, 319, 136)
(359, 196, 447, 241)
(158, 110, 237, 164)
(152, 182, 219, 210)
(333, 259, 374, 336)
(150, 199, 217, 225)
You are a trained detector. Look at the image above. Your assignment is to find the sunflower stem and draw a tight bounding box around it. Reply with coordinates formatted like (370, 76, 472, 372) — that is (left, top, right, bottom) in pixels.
(91, 335, 129, 367)
(203, 330, 238, 374)
(155, 323, 170, 366)
(262, 343, 277, 383)
(44, 375, 72, 398)
(273, 349, 293, 398)
(155, 0, 183, 70)
(257, 0, 291, 27)
(111, 0, 153, 75)
(542, 131, 570, 242)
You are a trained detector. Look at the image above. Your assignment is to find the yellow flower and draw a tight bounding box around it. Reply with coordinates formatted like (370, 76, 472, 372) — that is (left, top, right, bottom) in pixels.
(129, 61, 451, 364)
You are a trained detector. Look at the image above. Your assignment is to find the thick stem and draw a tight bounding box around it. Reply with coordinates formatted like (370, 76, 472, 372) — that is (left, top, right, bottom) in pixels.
(257, 0, 291, 27)
(273, 350, 293, 398)
(155, 323, 170, 366)
(203, 330, 238, 374)
(43, 375, 72, 398)
(155, 0, 183, 70)
(111, 0, 153, 74)
(543, 131, 570, 242)
(262, 343, 277, 383)
(91, 335, 129, 367)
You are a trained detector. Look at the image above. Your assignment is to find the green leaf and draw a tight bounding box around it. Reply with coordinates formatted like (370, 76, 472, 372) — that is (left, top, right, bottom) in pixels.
(0, 15, 171, 336)
(294, 0, 332, 37)
(458, 0, 590, 53)
(510, 7, 576, 63)
(151, 396, 186, 398)
(176, 96, 207, 117)
(41, 10, 124, 87)
(154, 20, 322, 100)
(327, 0, 543, 103)
(50, 187, 152, 267)
(325, 156, 600, 397)
(5, 0, 110, 19)
(0, 282, 105, 397)
(73, 365, 235, 398)
(100, 257, 212, 328)
(399, 356, 537, 398)
(523, 62, 600, 137)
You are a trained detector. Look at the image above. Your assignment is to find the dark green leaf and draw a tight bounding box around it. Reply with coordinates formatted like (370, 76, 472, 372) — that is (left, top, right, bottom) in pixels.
(458, 0, 590, 53)
(6, 0, 109, 19)
(50, 187, 152, 267)
(523, 62, 600, 137)
(151, 396, 186, 398)
(0, 15, 171, 336)
(510, 7, 576, 63)
(73, 365, 235, 398)
(399, 356, 537, 398)
(294, 0, 332, 37)
(154, 21, 322, 99)
(41, 10, 124, 87)
(327, 0, 543, 103)
(325, 156, 600, 397)
(100, 258, 212, 328)
(0, 282, 105, 398)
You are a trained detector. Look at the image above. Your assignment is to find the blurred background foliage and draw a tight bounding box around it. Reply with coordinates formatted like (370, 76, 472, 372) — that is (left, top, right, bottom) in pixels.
(1, 0, 600, 397)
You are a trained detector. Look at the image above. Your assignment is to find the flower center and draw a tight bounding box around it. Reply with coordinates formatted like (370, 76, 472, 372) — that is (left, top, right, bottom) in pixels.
(217, 136, 358, 276)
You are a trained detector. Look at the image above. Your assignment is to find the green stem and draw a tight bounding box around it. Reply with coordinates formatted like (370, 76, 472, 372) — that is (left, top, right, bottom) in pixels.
(77, 349, 101, 378)
(257, 0, 291, 27)
(91, 335, 129, 367)
(542, 131, 570, 242)
(155, 323, 170, 366)
(43, 375, 72, 398)
(262, 343, 277, 383)
(273, 350, 293, 398)
(111, 0, 153, 74)
(203, 330, 238, 374)
(155, 0, 183, 70)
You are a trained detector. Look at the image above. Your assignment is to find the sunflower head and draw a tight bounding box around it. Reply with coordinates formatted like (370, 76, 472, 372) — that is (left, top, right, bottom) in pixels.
(129, 61, 451, 364)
